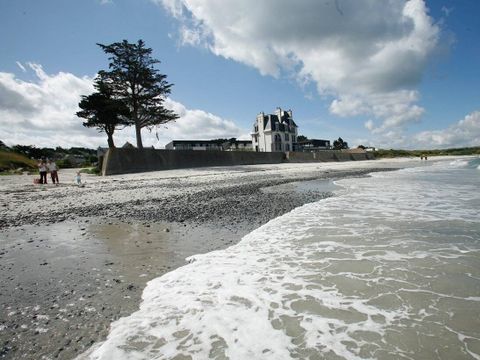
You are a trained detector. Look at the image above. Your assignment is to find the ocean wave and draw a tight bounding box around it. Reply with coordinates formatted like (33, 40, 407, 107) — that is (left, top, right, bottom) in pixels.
(79, 160, 480, 360)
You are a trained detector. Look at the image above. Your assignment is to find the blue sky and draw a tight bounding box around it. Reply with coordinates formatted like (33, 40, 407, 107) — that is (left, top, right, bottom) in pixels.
(0, 0, 479, 149)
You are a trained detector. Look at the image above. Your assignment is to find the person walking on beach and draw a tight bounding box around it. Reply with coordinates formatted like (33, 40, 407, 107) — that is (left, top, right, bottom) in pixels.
(38, 159, 47, 184)
(47, 159, 59, 185)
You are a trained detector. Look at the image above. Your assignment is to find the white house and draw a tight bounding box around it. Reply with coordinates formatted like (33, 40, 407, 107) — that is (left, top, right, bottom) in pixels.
(251, 108, 298, 152)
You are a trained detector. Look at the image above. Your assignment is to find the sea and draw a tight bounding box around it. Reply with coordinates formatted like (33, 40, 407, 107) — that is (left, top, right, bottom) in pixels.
(81, 157, 480, 360)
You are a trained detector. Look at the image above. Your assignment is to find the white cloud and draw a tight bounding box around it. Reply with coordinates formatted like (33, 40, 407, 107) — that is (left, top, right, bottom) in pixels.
(157, 0, 440, 131)
(364, 120, 375, 131)
(441, 6, 453, 17)
(412, 111, 480, 148)
(366, 111, 480, 149)
(0, 64, 245, 149)
(162, 98, 245, 141)
(16, 61, 26, 72)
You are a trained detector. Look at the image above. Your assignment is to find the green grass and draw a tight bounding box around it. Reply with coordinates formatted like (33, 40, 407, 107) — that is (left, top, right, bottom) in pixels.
(0, 150, 37, 172)
(79, 167, 100, 175)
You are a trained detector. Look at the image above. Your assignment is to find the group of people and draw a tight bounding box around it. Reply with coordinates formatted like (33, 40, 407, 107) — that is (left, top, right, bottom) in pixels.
(37, 159, 59, 185)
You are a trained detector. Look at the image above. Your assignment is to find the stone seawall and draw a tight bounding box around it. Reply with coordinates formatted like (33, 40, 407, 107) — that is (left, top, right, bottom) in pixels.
(102, 148, 375, 175)
(102, 148, 285, 175)
(285, 151, 374, 162)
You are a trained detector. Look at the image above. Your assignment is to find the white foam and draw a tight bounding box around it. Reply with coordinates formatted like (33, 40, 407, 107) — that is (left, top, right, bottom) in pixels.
(79, 160, 480, 360)
(449, 159, 469, 167)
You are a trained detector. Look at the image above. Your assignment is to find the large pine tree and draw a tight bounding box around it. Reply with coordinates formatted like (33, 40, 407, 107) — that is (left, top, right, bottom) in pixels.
(97, 40, 179, 148)
(77, 75, 130, 148)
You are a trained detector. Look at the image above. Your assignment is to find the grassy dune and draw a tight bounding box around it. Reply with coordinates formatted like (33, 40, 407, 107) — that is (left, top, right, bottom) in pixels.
(0, 151, 37, 173)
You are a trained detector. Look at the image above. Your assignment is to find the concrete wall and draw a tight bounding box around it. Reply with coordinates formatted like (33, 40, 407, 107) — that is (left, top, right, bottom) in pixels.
(285, 150, 372, 162)
(102, 148, 375, 176)
(102, 148, 285, 175)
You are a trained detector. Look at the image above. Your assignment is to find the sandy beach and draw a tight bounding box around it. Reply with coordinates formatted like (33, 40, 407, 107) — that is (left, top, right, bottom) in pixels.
(0, 158, 425, 359)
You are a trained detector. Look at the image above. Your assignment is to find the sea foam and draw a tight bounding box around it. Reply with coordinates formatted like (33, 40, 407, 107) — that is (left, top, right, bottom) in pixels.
(80, 158, 480, 360)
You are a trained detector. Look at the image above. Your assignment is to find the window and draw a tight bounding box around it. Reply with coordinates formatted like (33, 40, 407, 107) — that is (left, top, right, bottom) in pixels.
(274, 134, 282, 151)
(285, 133, 289, 141)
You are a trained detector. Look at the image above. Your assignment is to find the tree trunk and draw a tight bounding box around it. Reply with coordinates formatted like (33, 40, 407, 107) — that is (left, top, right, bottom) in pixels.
(107, 133, 115, 148)
(135, 124, 143, 149)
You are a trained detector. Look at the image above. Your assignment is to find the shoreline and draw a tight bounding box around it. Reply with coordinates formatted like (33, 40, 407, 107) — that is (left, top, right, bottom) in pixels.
(0, 159, 429, 359)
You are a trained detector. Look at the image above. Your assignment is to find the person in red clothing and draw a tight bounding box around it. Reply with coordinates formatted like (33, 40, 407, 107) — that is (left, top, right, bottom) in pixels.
(47, 159, 59, 185)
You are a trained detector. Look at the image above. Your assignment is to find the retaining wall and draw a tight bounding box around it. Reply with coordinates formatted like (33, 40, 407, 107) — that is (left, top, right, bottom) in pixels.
(102, 148, 285, 175)
(102, 148, 375, 175)
(285, 151, 373, 162)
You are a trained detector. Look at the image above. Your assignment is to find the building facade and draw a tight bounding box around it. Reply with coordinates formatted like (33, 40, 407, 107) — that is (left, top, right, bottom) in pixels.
(251, 108, 298, 152)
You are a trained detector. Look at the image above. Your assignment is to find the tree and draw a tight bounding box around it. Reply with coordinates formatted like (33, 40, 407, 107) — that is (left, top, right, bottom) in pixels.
(297, 135, 308, 142)
(333, 137, 349, 150)
(97, 40, 179, 148)
(77, 76, 130, 148)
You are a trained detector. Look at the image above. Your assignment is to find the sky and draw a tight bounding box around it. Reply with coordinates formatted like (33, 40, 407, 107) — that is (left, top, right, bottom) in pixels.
(0, 0, 479, 150)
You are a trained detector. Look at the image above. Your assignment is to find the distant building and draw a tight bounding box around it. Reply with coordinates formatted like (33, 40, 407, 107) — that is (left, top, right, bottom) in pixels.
(251, 108, 298, 152)
(165, 140, 252, 151)
(222, 140, 253, 151)
(165, 140, 223, 151)
(296, 139, 331, 152)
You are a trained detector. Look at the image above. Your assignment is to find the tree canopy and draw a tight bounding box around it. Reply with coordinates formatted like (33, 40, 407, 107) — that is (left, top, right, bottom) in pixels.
(76, 76, 130, 148)
(97, 39, 179, 148)
(333, 137, 349, 150)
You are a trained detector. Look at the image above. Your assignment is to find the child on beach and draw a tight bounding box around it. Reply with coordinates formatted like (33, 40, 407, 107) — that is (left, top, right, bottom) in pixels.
(75, 172, 82, 186)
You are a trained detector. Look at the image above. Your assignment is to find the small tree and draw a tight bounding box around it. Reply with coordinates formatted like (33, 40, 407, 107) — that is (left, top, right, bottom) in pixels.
(333, 137, 349, 150)
(98, 40, 179, 148)
(77, 76, 130, 148)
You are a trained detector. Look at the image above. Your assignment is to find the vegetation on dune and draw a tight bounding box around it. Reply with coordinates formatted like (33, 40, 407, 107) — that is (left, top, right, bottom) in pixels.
(373, 147, 480, 158)
(0, 150, 37, 173)
(0, 143, 99, 174)
(79, 167, 101, 175)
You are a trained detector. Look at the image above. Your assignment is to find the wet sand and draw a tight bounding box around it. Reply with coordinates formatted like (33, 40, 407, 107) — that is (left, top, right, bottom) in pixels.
(0, 160, 419, 359)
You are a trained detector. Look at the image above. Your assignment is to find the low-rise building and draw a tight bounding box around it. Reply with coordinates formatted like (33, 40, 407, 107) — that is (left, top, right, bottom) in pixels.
(165, 140, 223, 151)
(251, 108, 298, 152)
(296, 139, 331, 152)
(223, 140, 253, 151)
(165, 140, 252, 151)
